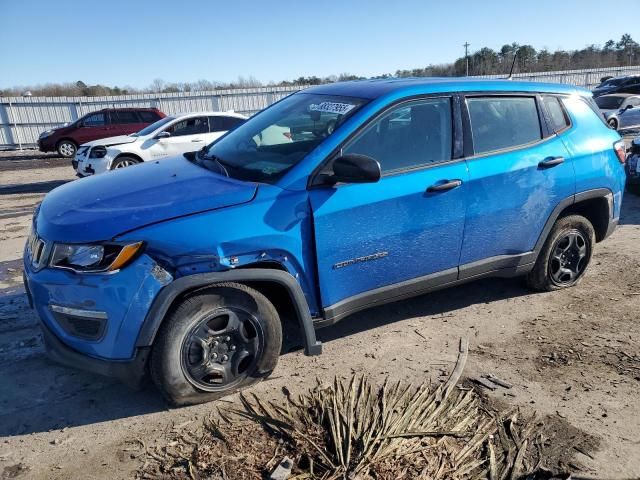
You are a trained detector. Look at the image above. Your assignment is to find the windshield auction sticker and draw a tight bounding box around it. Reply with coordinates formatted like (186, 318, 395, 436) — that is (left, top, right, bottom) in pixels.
(309, 102, 356, 115)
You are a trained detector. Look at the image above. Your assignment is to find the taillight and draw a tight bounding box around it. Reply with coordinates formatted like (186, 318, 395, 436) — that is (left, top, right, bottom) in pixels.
(613, 140, 626, 164)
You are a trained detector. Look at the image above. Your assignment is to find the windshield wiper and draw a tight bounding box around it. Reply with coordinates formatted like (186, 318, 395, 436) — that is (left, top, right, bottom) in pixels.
(199, 149, 230, 177)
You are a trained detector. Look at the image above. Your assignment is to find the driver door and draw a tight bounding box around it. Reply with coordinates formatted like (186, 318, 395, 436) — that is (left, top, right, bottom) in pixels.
(149, 116, 209, 158)
(309, 97, 468, 311)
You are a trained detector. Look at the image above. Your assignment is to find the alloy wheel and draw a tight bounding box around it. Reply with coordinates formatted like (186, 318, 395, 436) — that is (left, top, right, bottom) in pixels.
(59, 142, 75, 157)
(548, 229, 588, 286)
(180, 307, 264, 391)
(114, 158, 136, 168)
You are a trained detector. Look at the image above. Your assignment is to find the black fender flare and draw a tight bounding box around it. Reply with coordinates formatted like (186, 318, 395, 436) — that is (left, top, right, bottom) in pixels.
(135, 269, 322, 356)
(533, 188, 615, 254)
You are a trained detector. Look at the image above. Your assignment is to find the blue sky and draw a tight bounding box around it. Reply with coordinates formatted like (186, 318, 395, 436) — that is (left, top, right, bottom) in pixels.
(0, 0, 628, 89)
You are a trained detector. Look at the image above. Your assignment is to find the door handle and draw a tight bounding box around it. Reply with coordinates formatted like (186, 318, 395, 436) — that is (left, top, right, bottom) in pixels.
(426, 179, 463, 193)
(191, 139, 204, 142)
(538, 156, 565, 168)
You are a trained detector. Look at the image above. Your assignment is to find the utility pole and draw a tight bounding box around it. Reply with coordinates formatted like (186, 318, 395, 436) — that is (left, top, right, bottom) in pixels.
(464, 42, 470, 76)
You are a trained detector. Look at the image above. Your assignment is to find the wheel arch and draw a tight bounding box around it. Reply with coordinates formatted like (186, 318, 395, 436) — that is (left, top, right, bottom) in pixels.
(113, 152, 144, 164)
(136, 268, 322, 356)
(56, 138, 77, 148)
(535, 188, 614, 255)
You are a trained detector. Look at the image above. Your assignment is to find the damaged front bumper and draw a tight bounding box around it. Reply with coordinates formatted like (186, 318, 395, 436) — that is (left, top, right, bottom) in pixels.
(23, 253, 171, 384)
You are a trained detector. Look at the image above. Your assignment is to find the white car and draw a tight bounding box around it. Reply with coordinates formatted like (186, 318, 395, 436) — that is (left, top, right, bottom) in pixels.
(73, 111, 246, 176)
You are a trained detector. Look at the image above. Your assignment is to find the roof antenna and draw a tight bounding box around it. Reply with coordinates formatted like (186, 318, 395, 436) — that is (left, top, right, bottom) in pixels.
(507, 48, 519, 80)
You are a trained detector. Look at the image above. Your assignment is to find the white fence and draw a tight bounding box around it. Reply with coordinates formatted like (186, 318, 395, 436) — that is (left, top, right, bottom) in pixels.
(0, 86, 304, 149)
(2, 65, 640, 150)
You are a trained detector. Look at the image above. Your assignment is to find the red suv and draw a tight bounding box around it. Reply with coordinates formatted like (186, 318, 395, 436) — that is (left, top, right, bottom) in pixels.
(38, 108, 166, 157)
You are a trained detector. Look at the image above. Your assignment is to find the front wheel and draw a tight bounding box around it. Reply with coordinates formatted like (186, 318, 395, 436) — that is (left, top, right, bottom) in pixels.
(150, 283, 282, 406)
(57, 140, 77, 158)
(607, 118, 618, 130)
(526, 215, 595, 291)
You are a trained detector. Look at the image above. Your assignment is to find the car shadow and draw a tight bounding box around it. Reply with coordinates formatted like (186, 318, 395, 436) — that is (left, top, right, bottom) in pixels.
(315, 276, 530, 345)
(0, 289, 166, 438)
(620, 189, 640, 225)
(0, 180, 69, 195)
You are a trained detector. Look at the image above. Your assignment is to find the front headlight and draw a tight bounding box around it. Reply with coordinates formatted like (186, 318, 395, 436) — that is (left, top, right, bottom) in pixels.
(89, 146, 108, 159)
(39, 130, 54, 138)
(49, 241, 143, 272)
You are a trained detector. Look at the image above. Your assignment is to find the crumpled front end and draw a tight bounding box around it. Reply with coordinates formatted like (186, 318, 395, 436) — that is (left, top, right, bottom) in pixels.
(24, 249, 171, 362)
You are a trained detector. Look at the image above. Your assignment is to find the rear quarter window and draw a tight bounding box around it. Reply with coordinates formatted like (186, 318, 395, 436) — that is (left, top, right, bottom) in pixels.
(467, 96, 541, 155)
(139, 111, 161, 123)
(542, 96, 570, 132)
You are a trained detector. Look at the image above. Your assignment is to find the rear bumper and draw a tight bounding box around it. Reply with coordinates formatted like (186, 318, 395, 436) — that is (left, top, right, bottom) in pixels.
(39, 316, 150, 389)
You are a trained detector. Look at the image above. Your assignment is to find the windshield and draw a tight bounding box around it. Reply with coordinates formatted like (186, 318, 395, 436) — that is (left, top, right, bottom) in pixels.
(595, 96, 625, 110)
(134, 116, 175, 136)
(199, 93, 367, 183)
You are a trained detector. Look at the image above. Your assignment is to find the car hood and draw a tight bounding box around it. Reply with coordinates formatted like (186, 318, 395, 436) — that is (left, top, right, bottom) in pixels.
(36, 157, 258, 243)
(81, 135, 139, 148)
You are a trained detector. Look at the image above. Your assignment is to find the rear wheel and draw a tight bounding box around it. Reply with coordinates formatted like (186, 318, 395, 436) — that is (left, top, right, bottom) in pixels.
(57, 140, 77, 158)
(526, 215, 595, 291)
(111, 156, 140, 170)
(150, 283, 282, 406)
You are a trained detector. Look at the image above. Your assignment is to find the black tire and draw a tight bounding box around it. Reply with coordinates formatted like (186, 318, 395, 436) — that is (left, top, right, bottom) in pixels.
(111, 156, 140, 170)
(627, 183, 640, 196)
(526, 215, 595, 292)
(57, 140, 77, 158)
(150, 282, 282, 406)
(607, 118, 618, 130)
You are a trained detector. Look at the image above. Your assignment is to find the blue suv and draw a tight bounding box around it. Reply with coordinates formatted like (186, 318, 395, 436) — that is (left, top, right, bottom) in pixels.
(23, 79, 627, 405)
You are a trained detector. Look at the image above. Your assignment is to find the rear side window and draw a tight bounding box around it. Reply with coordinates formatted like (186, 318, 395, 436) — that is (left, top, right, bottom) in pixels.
(209, 116, 245, 132)
(83, 112, 106, 127)
(467, 96, 541, 155)
(343, 97, 453, 173)
(112, 110, 140, 124)
(139, 111, 161, 123)
(542, 96, 570, 132)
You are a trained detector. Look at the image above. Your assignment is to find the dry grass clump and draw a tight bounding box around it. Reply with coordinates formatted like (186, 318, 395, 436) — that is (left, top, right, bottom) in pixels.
(138, 375, 559, 479)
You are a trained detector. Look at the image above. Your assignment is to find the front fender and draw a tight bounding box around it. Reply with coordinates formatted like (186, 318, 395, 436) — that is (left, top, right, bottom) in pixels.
(135, 268, 322, 356)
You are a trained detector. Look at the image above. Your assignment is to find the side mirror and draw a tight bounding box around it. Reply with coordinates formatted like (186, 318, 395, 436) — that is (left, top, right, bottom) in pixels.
(624, 104, 634, 110)
(155, 131, 171, 139)
(330, 153, 381, 184)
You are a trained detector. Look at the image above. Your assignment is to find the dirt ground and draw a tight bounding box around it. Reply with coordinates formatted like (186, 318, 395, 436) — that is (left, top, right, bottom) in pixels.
(0, 149, 639, 479)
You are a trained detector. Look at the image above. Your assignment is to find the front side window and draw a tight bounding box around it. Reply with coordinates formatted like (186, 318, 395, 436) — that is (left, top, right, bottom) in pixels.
(542, 96, 570, 132)
(595, 95, 625, 110)
(83, 112, 106, 127)
(201, 93, 367, 183)
(168, 117, 209, 136)
(343, 97, 452, 173)
(467, 96, 541, 155)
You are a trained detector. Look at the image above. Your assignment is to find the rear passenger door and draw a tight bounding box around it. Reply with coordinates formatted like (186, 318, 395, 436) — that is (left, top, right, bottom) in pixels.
(458, 94, 574, 277)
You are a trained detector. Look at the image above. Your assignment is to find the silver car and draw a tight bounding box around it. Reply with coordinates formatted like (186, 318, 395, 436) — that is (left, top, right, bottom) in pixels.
(595, 93, 640, 130)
